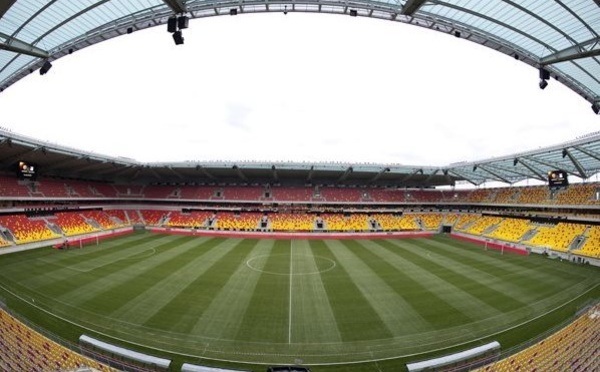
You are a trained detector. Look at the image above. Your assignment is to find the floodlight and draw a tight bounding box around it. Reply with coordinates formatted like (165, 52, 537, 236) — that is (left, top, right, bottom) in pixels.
(39, 60, 52, 75)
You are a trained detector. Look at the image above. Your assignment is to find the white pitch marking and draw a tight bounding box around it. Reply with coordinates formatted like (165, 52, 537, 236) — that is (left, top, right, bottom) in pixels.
(288, 239, 293, 344)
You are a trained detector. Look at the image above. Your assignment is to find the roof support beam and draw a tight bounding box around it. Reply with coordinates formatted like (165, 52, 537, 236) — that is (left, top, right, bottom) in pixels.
(401, 168, 423, 184)
(271, 165, 278, 182)
(0, 0, 16, 20)
(540, 36, 600, 65)
(0, 32, 49, 58)
(402, 0, 428, 15)
(515, 158, 547, 181)
(573, 145, 600, 162)
(168, 166, 185, 180)
(162, 0, 187, 14)
(422, 169, 440, 185)
(562, 148, 588, 179)
(195, 165, 216, 180)
(369, 167, 390, 183)
(447, 170, 480, 186)
(476, 165, 512, 184)
(232, 165, 248, 181)
(522, 156, 579, 177)
(337, 167, 353, 183)
(488, 163, 544, 182)
(306, 166, 314, 182)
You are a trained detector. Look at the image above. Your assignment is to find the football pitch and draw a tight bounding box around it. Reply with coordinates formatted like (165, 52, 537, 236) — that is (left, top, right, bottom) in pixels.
(0, 232, 598, 371)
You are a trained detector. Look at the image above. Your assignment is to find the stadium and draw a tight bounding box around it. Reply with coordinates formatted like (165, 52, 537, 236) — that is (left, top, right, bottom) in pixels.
(1, 1, 600, 372)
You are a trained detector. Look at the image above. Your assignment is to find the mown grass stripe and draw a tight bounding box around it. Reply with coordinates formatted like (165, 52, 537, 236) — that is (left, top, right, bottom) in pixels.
(365, 238, 499, 321)
(412, 238, 575, 303)
(78, 237, 214, 313)
(5, 233, 158, 286)
(425, 236, 587, 286)
(380, 239, 525, 314)
(291, 240, 343, 343)
(144, 239, 260, 334)
(36, 235, 189, 298)
(309, 240, 393, 342)
(113, 238, 241, 325)
(431, 235, 589, 282)
(398, 239, 533, 304)
(235, 240, 290, 343)
(344, 239, 472, 329)
(189, 239, 276, 340)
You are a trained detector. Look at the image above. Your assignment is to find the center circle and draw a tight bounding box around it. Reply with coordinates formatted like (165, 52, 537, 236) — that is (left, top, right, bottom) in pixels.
(246, 254, 336, 276)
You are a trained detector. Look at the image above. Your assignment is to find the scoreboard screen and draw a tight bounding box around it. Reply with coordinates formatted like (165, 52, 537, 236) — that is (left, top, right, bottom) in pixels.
(16, 161, 37, 180)
(548, 170, 568, 188)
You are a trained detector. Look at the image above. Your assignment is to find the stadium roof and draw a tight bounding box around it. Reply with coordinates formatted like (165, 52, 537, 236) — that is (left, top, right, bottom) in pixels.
(2, 128, 600, 186)
(1, 1, 600, 110)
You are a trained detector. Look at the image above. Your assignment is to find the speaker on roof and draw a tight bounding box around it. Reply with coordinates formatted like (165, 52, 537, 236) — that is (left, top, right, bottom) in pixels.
(177, 16, 189, 29)
(167, 17, 177, 33)
(349, 9, 357, 17)
(230, 8, 237, 15)
(39, 60, 52, 75)
(539, 68, 550, 80)
(172, 30, 184, 45)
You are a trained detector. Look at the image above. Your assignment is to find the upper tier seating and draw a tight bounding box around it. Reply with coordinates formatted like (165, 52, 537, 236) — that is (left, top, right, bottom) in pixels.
(318, 187, 362, 202)
(516, 185, 550, 204)
(0, 176, 30, 197)
(273, 187, 314, 202)
(554, 183, 596, 205)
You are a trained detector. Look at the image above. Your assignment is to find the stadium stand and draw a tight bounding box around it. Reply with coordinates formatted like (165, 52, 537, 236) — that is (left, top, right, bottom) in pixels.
(269, 213, 315, 231)
(166, 211, 212, 228)
(476, 304, 600, 372)
(319, 187, 362, 202)
(323, 213, 369, 231)
(413, 213, 443, 230)
(485, 218, 532, 243)
(0, 176, 30, 197)
(524, 222, 587, 252)
(0, 215, 59, 244)
(140, 210, 167, 226)
(272, 187, 314, 202)
(214, 212, 262, 230)
(222, 186, 264, 201)
(372, 214, 419, 230)
(554, 182, 597, 205)
(0, 235, 10, 247)
(573, 225, 600, 258)
(81, 210, 123, 229)
(53, 212, 98, 236)
(368, 188, 407, 202)
(0, 308, 117, 372)
(515, 186, 550, 205)
(34, 179, 69, 197)
(459, 216, 503, 236)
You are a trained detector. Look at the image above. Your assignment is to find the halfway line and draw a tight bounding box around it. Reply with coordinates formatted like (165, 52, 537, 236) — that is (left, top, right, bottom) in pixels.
(288, 239, 293, 344)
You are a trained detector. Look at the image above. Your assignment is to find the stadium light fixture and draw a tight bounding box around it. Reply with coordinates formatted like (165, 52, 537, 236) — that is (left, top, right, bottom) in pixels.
(39, 60, 52, 75)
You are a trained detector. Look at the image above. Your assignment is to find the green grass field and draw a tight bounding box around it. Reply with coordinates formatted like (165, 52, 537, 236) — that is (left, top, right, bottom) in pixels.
(0, 232, 598, 371)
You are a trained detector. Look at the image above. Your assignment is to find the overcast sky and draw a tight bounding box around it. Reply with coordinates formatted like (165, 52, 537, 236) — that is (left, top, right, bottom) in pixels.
(0, 13, 598, 168)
